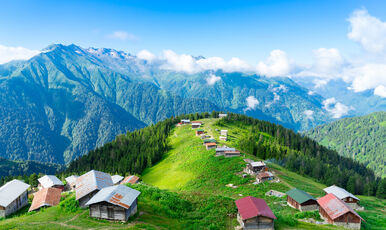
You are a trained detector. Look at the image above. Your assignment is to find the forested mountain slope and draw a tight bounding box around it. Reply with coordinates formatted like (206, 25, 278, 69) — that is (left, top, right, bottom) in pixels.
(0, 158, 60, 177)
(306, 111, 386, 178)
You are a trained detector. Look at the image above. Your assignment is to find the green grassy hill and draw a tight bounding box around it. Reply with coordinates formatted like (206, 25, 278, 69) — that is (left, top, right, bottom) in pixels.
(306, 111, 386, 178)
(1, 117, 384, 229)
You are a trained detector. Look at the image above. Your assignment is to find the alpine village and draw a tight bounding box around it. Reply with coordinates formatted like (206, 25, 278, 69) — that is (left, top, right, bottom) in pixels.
(0, 112, 384, 230)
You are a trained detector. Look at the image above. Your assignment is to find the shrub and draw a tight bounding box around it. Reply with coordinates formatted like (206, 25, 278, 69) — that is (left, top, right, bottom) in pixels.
(59, 196, 80, 213)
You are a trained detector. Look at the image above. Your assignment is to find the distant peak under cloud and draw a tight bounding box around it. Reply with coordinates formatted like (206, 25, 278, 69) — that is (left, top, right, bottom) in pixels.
(0, 45, 41, 64)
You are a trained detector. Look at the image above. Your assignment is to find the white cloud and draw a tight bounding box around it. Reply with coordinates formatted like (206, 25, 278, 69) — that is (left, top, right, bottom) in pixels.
(137, 49, 156, 62)
(313, 78, 329, 88)
(322, 97, 351, 118)
(244, 96, 259, 112)
(342, 64, 386, 93)
(348, 9, 386, 53)
(108, 31, 137, 41)
(205, 74, 221, 85)
(374, 85, 386, 98)
(257, 50, 292, 77)
(304, 110, 314, 120)
(160, 50, 198, 74)
(313, 48, 344, 76)
(0, 45, 40, 64)
(271, 84, 288, 93)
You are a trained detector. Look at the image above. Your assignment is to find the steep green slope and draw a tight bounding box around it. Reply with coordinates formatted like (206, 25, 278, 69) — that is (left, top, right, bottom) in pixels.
(306, 111, 386, 178)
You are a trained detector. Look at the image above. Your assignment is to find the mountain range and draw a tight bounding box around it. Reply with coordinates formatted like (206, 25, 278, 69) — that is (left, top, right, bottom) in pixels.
(0, 44, 384, 165)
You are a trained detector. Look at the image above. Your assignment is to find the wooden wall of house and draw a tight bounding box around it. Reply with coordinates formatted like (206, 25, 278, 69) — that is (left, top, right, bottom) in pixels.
(0, 190, 28, 218)
(243, 216, 274, 230)
(89, 199, 138, 222)
(79, 190, 98, 208)
(287, 196, 300, 210)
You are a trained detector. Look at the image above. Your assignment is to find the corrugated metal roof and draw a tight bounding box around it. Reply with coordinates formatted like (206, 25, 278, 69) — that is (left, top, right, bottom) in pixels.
(216, 147, 236, 152)
(323, 185, 359, 201)
(191, 123, 201, 126)
(111, 175, 124, 184)
(205, 142, 217, 146)
(75, 170, 113, 200)
(196, 129, 204, 132)
(0, 179, 30, 207)
(181, 119, 190, 122)
(38, 175, 63, 188)
(251, 161, 266, 167)
(257, 172, 274, 179)
(286, 188, 315, 204)
(235, 196, 276, 220)
(29, 187, 62, 211)
(65, 175, 79, 185)
(317, 194, 363, 221)
(120, 175, 140, 185)
(85, 185, 140, 209)
(203, 139, 216, 143)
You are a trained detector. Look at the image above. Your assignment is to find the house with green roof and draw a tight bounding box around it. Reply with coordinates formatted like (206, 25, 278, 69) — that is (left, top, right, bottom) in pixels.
(286, 188, 318, 211)
(195, 129, 205, 136)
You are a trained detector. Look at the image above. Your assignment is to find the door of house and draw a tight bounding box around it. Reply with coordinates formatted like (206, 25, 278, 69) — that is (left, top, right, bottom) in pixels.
(107, 207, 114, 219)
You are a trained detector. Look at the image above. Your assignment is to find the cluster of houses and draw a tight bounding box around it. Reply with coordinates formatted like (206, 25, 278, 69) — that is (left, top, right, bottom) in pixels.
(0, 171, 140, 221)
(244, 160, 275, 184)
(236, 185, 364, 230)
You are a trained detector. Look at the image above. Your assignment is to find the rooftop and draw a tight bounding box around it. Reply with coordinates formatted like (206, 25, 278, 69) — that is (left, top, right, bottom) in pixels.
(111, 175, 124, 184)
(286, 188, 316, 204)
(85, 185, 140, 209)
(250, 161, 266, 167)
(120, 175, 140, 185)
(29, 187, 62, 211)
(38, 175, 63, 188)
(235, 196, 276, 220)
(0, 179, 30, 207)
(75, 170, 113, 200)
(323, 185, 359, 201)
(317, 193, 363, 221)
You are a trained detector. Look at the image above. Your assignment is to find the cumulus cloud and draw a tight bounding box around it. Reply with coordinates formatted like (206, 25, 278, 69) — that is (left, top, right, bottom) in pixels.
(257, 50, 292, 77)
(244, 96, 259, 112)
(108, 31, 137, 41)
(374, 85, 386, 98)
(304, 110, 314, 120)
(160, 50, 198, 74)
(0, 45, 40, 64)
(313, 48, 344, 76)
(342, 64, 386, 93)
(205, 74, 221, 85)
(348, 9, 386, 53)
(322, 98, 351, 118)
(313, 79, 329, 88)
(137, 49, 156, 62)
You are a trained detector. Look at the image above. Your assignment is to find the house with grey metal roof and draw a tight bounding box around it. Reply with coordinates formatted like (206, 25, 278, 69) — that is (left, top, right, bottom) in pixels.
(86, 185, 141, 221)
(111, 175, 124, 185)
(0, 179, 30, 217)
(65, 175, 79, 191)
(215, 147, 236, 156)
(245, 161, 267, 175)
(286, 188, 318, 211)
(75, 170, 113, 208)
(323, 185, 360, 209)
(38, 175, 64, 190)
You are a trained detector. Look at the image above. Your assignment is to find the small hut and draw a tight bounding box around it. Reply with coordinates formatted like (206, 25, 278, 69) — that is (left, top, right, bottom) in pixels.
(235, 196, 276, 230)
(317, 193, 363, 229)
(38, 175, 64, 191)
(220, 130, 228, 136)
(245, 161, 267, 175)
(75, 170, 113, 208)
(203, 139, 216, 145)
(256, 172, 274, 183)
(65, 175, 79, 191)
(120, 175, 140, 185)
(191, 122, 202, 129)
(215, 147, 236, 156)
(181, 119, 190, 124)
(111, 175, 124, 185)
(219, 136, 227, 141)
(286, 188, 318, 211)
(86, 185, 141, 221)
(195, 129, 204, 136)
(0, 180, 30, 218)
(323, 185, 360, 209)
(29, 187, 62, 212)
(205, 142, 217, 150)
(223, 150, 240, 157)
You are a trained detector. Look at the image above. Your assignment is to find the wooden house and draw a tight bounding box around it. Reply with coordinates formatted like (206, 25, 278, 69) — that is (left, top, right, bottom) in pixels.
(223, 150, 241, 157)
(245, 161, 267, 175)
(29, 187, 62, 212)
(256, 172, 274, 183)
(215, 147, 236, 156)
(86, 185, 140, 221)
(219, 136, 227, 141)
(75, 170, 113, 208)
(191, 122, 201, 129)
(111, 175, 124, 185)
(200, 134, 211, 139)
(218, 113, 227, 118)
(205, 142, 217, 150)
(65, 175, 78, 191)
(181, 119, 190, 124)
(286, 188, 318, 211)
(38, 175, 64, 191)
(195, 129, 204, 136)
(323, 185, 360, 209)
(317, 193, 363, 229)
(203, 139, 216, 145)
(120, 175, 140, 185)
(220, 130, 228, 136)
(0, 179, 30, 218)
(235, 196, 276, 230)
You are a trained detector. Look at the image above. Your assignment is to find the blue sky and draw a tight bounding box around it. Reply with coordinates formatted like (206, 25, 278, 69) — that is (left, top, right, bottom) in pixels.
(0, 0, 386, 99)
(0, 0, 385, 63)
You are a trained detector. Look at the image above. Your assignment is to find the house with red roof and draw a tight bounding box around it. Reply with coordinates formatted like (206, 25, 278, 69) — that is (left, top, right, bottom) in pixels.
(317, 193, 363, 229)
(235, 196, 276, 230)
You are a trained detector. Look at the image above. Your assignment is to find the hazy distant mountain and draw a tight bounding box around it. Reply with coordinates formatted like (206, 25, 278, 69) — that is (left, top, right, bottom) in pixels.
(0, 44, 332, 164)
(306, 111, 386, 178)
